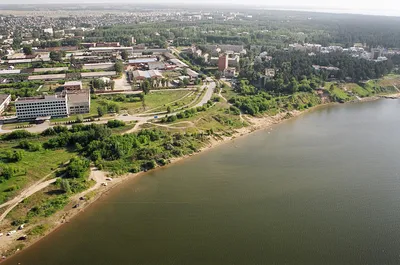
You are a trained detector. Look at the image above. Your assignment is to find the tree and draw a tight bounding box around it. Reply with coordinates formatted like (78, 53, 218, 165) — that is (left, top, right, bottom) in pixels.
(167, 106, 172, 113)
(110, 80, 115, 90)
(60, 179, 71, 194)
(182, 78, 190, 87)
(23, 46, 33, 56)
(121, 50, 129, 60)
(115, 61, 124, 74)
(97, 106, 105, 117)
(65, 157, 90, 179)
(50, 51, 63, 62)
(141, 79, 151, 94)
(215, 71, 222, 80)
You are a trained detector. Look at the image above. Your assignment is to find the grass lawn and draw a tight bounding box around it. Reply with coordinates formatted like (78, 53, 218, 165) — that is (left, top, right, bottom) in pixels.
(0, 140, 76, 204)
(343, 83, 371, 97)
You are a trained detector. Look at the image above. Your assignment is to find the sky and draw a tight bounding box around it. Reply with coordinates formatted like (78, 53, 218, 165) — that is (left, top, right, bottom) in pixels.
(0, 0, 399, 16)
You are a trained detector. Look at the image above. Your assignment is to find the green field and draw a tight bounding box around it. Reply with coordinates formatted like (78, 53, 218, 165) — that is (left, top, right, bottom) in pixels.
(0, 140, 75, 204)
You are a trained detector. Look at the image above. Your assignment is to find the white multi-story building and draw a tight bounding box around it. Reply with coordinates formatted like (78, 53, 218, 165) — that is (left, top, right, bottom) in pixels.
(16, 95, 68, 120)
(15, 90, 91, 120)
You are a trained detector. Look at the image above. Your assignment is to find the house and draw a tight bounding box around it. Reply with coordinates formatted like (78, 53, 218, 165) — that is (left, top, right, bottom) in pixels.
(0, 94, 11, 115)
(63, 81, 82, 91)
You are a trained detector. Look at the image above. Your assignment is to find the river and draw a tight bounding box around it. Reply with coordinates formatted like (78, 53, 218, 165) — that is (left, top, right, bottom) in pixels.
(4, 99, 400, 265)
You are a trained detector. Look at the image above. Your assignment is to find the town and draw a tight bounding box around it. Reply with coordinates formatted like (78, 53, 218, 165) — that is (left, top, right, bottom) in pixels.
(1, 4, 400, 261)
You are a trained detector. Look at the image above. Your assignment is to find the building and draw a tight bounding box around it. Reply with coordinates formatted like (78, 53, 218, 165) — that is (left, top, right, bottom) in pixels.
(169, 58, 189, 68)
(33, 67, 68, 73)
(83, 63, 115, 70)
(16, 95, 69, 120)
(128, 58, 158, 67)
(218, 54, 228, 72)
(132, 70, 163, 81)
(28, 74, 66, 81)
(64, 81, 82, 91)
(0, 94, 11, 115)
(81, 71, 117, 78)
(147, 61, 167, 70)
(15, 89, 91, 120)
(66, 90, 90, 115)
(96, 42, 120, 47)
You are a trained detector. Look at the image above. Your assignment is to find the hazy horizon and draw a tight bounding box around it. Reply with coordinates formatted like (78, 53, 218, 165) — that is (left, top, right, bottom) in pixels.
(0, 0, 399, 17)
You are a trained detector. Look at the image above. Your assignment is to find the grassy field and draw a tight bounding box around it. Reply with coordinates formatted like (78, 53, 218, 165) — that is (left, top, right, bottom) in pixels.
(93, 90, 193, 115)
(0, 140, 75, 204)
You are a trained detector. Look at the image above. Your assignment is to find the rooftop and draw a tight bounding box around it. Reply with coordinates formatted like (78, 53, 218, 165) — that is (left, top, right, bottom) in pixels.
(129, 58, 158, 64)
(66, 90, 90, 104)
(64, 81, 82, 86)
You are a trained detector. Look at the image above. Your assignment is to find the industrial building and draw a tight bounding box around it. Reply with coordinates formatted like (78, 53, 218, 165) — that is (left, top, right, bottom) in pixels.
(15, 90, 90, 120)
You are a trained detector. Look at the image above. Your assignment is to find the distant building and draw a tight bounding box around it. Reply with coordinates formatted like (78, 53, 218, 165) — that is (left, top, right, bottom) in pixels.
(218, 54, 228, 72)
(96, 42, 120, 47)
(63, 81, 83, 91)
(0, 94, 11, 115)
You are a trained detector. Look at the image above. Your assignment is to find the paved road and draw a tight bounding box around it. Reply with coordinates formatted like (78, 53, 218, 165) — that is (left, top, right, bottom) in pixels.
(0, 81, 216, 134)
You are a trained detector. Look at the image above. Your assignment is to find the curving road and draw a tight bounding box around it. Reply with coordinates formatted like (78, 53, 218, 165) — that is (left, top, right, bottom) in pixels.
(0, 81, 216, 135)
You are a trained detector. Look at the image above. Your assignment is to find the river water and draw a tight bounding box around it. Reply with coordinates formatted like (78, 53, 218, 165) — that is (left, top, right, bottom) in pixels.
(4, 99, 400, 265)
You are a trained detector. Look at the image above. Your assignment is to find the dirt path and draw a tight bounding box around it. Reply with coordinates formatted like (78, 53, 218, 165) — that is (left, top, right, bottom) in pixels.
(0, 178, 58, 223)
(149, 121, 195, 130)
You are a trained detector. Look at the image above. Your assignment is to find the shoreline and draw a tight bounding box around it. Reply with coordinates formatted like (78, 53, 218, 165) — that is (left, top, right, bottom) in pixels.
(0, 93, 398, 261)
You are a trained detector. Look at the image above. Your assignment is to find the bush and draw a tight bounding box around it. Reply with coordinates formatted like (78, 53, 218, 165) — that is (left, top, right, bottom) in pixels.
(65, 157, 90, 179)
(19, 140, 42, 152)
(106, 120, 126, 128)
(1, 130, 35, 141)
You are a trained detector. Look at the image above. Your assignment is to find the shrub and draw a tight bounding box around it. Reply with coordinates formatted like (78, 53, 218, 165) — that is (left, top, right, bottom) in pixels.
(106, 120, 126, 128)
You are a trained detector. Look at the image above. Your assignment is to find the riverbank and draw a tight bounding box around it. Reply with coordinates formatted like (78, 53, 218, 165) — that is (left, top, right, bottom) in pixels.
(0, 93, 398, 260)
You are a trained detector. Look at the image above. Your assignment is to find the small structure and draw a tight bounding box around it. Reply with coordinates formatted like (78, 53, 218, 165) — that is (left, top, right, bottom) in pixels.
(63, 81, 82, 91)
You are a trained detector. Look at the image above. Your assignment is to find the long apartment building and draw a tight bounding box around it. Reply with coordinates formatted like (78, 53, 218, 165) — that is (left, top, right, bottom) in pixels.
(15, 90, 90, 120)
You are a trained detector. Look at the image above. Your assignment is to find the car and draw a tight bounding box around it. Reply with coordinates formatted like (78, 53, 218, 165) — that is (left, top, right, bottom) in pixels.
(106, 177, 113, 181)
(7, 230, 16, 236)
(154, 116, 158, 119)
(101, 182, 108, 187)
(73, 204, 80, 209)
